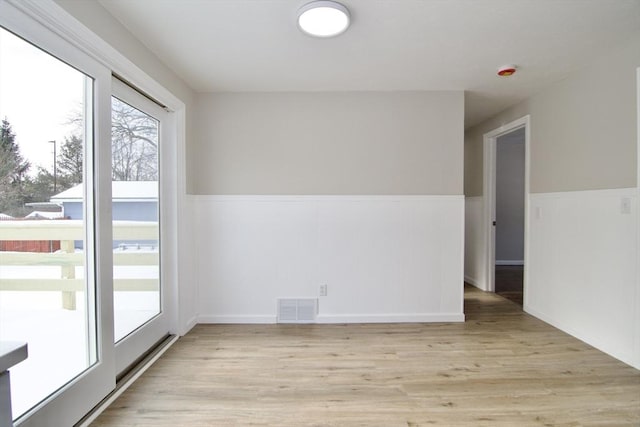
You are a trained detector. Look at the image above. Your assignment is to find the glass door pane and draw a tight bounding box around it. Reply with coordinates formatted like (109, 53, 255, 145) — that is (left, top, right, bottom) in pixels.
(0, 26, 98, 419)
(111, 96, 160, 342)
(111, 78, 169, 375)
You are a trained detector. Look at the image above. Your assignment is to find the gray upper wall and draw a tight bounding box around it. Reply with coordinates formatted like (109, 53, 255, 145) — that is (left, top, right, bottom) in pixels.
(465, 35, 640, 196)
(192, 91, 464, 195)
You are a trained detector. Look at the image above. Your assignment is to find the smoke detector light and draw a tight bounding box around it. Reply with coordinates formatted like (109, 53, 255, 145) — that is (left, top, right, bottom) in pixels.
(297, 1, 351, 37)
(497, 65, 517, 77)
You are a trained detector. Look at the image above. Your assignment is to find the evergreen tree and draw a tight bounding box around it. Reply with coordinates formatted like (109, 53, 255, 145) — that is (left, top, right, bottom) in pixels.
(24, 167, 56, 207)
(0, 118, 30, 216)
(23, 135, 82, 207)
(57, 134, 83, 187)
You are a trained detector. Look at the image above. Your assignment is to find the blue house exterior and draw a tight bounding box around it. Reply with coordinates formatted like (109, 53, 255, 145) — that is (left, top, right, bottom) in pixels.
(50, 181, 158, 248)
(59, 198, 157, 222)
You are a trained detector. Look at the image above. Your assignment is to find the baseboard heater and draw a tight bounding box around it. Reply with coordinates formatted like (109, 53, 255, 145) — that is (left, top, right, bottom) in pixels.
(277, 298, 317, 323)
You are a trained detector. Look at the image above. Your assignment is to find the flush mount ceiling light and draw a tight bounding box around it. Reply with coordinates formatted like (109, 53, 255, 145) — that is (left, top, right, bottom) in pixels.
(297, 1, 351, 38)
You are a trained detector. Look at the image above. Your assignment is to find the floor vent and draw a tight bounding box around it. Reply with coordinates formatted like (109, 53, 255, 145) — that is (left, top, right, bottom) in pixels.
(277, 299, 317, 323)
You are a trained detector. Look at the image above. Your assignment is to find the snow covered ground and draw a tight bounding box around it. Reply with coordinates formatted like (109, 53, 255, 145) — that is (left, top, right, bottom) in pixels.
(0, 257, 159, 418)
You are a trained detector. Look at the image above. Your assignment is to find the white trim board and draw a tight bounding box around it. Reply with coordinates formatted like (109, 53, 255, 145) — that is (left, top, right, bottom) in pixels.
(482, 116, 531, 296)
(464, 275, 482, 288)
(198, 315, 276, 324)
(193, 194, 464, 202)
(317, 313, 465, 323)
(529, 187, 635, 199)
(197, 313, 465, 324)
(180, 316, 198, 336)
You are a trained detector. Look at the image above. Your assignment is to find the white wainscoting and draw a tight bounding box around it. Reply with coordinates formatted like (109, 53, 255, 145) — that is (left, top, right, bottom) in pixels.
(192, 195, 465, 324)
(527, 188, 639, 369)
(464, 196, 486, 289)
(178, 197, 199, 335)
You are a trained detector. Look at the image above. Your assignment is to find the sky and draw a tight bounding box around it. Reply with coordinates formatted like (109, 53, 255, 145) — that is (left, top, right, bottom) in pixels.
(0, 27, 85, 175)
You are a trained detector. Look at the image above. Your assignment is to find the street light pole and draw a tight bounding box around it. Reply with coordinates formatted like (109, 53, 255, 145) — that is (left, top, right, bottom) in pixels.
(48, 140, 57, 193)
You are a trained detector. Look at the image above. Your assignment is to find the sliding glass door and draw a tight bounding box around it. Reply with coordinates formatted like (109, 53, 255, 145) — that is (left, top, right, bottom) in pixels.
(0, 3, 114, 425)
(0, 24, 107, 422)
(0, 1, 174, 424)
(111, 79, 170, 375)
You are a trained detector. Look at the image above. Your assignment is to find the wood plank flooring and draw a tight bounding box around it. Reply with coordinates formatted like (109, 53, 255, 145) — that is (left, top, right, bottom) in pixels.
(91, 286, 640, 426)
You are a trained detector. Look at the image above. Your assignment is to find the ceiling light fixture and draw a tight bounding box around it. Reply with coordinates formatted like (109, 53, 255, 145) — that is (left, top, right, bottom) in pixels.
(297, 1, 351, 38)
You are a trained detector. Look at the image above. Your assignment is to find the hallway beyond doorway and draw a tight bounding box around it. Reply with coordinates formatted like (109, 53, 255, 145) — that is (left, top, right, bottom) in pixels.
(495, 265, 523, 306)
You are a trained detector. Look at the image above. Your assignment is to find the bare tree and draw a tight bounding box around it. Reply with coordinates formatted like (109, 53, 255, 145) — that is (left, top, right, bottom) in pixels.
(111, 98, 158, 181)
(68, 99, 158, 182)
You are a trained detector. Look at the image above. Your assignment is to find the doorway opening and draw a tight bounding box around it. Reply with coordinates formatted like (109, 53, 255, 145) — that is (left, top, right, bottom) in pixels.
(482, 116, 530, 308)
(494, 128, 525, 305)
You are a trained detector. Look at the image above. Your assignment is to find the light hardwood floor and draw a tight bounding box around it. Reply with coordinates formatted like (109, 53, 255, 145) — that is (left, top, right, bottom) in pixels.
(91, 286, 640, 426)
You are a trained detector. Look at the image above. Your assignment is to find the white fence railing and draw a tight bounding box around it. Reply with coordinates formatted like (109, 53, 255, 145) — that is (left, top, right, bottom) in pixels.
(0, 220, 159, 310)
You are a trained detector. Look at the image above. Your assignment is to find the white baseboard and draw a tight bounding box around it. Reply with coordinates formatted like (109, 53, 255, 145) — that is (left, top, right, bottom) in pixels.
(198, 315, 277, 324)
(180, 315, 198, 335)
(464, 275, 482, 288)
(197, 313, 465, 324)
(317, 313, 464, 323)
(495, 260, 524, 266)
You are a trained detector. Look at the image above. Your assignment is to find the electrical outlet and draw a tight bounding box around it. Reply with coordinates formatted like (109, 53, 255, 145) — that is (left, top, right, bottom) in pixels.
(319, 284, 327, 297)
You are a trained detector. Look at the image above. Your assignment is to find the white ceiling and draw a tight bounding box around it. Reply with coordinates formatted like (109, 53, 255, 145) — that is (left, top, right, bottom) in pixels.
(98, 0, 640, 127)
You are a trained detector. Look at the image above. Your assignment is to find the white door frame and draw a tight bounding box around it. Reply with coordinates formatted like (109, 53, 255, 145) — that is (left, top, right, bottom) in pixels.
(111, 78, 173, 375)
(482, 115, 530, 298)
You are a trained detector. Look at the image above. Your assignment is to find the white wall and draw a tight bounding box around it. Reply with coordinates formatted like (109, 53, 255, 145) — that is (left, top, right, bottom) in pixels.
(191, 90, 465, 324)
(194, 195, 464, 323)
(527, 188, 638, 368)
(464, 196, 484, 288)
(495, 129, 525, 264)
